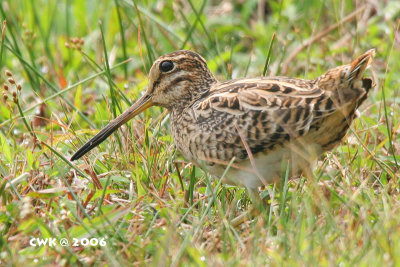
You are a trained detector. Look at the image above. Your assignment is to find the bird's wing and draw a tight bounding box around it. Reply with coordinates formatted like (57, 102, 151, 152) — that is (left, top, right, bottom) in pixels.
(192, 78, 337, 157)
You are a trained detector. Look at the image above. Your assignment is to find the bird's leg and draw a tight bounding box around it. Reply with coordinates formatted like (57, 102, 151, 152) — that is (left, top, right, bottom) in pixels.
(230, 188, 267, 227)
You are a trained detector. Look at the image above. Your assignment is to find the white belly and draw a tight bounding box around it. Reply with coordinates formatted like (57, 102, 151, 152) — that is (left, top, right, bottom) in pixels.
(205, 142, 321, 189)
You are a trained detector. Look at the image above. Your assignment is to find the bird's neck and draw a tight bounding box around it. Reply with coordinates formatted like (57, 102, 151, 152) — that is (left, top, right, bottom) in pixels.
(167, 75, 218, 113)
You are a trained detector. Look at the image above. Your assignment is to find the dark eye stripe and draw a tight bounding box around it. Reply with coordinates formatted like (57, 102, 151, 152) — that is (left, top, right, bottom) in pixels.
(170, 75, 193, 85)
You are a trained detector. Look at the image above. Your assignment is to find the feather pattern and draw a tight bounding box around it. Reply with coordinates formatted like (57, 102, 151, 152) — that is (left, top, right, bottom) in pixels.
(168, 50, 375, 188)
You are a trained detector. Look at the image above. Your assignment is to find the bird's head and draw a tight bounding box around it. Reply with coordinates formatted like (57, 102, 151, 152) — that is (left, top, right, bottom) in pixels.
(70, 50, 216, 161)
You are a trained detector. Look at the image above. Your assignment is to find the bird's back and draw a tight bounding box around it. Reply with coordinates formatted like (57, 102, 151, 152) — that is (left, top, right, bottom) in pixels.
(170, 50, 375, 188)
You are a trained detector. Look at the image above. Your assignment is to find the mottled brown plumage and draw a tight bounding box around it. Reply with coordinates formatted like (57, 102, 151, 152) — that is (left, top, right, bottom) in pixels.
(71, 49, 375, 191)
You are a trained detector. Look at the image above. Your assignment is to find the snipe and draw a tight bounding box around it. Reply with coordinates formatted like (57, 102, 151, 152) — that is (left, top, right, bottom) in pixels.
(71, 49, 375, 208)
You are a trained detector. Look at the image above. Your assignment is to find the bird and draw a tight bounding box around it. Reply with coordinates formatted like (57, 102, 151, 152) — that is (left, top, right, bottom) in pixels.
(71, 49, 375, 214)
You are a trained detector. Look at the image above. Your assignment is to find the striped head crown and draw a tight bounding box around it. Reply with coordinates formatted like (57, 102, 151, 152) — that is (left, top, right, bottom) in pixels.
(148, 50, 217, 109)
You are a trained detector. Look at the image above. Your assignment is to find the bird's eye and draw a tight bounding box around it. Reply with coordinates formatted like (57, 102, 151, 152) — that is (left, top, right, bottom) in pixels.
(159, 60, 174, 72)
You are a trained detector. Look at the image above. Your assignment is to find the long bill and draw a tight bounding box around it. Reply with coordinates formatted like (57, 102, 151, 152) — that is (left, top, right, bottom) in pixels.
(70, 93, 153, 161)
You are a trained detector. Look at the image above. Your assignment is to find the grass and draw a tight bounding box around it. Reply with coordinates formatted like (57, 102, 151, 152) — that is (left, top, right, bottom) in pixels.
(0, 0, 399, 265)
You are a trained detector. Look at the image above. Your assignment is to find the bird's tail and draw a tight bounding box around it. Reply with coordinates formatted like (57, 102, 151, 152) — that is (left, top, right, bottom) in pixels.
(316, 49, 375, 104)
(347, 49, 375, 83)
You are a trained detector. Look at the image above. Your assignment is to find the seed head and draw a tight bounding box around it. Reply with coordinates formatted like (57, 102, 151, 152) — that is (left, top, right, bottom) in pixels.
(12, 91, 17, 102)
